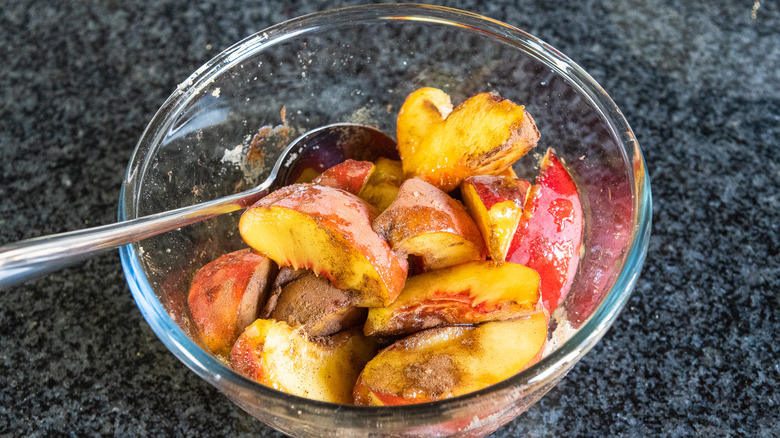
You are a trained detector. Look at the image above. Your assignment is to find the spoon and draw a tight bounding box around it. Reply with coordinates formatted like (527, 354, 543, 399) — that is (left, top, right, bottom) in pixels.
(0, 123, 397, 290)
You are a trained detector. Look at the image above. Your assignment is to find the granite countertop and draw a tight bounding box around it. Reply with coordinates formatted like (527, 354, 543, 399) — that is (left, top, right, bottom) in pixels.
(1, 1, 778, 436)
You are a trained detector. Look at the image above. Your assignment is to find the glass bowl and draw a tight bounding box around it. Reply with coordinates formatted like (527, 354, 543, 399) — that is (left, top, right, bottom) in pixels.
(119, 4, 651, 437)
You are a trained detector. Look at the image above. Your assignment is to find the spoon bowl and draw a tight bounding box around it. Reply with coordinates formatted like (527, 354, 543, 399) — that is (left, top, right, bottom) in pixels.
(0, 123, 395, 289)
(272, 123, 398, 188)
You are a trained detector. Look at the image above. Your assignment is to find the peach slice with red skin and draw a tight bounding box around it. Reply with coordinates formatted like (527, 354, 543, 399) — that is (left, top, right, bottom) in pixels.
(187, 248, 278, 357)
(461, 175, 532, 262)
(364, 261, 542, 336)
(354, 312, 548, 406)
(396, 87, 540, 191)
(507, 149, 583, 312)
(373, 177, 485, 271)
(239, 184, 408, 308)
(230, 319, 378, 404)
(312, 159, 374, 195)
(229, 316, 275, 383)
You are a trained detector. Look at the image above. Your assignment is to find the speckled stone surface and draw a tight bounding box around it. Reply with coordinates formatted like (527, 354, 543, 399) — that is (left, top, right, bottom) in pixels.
(1, 1, 778, 436)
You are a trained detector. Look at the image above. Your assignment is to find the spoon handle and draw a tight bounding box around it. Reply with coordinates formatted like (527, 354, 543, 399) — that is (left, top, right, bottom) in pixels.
(0, 187, 267, 290)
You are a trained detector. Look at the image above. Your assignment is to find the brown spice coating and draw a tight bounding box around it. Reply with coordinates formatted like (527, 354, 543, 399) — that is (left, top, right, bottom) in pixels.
(466, 109, 540, 173)
(260, 266, 308, 318)
(403, 354, 460, 398)
(270, 272, 367, 337)
(373, 206, 454, 245)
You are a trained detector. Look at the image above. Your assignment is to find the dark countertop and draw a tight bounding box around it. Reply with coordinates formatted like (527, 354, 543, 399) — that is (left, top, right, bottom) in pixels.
(1, 1, 778, 436)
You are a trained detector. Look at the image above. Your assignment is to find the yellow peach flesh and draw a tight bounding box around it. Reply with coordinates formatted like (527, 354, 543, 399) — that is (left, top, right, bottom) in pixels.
(373, 178, 485, 271)
(240, 184, 407, 307)
(354, 313, 548, 405)
(397, 87, 539, 191)
(399, 232, 483, 271)
(461, 183, 524, 262)
(357, 158, 404, 212)
(365, 260, 541, 336)
(231, 319, 377, 404)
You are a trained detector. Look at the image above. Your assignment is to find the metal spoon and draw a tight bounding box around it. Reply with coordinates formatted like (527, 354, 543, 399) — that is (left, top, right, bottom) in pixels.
(0, 123, 397, 289)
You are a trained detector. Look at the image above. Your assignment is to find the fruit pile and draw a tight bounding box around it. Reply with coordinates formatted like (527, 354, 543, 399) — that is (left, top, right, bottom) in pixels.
(187, 87, 583, 405)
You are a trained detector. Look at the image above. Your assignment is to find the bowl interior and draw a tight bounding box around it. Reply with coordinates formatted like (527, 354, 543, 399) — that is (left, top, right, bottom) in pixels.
(120, 4, 649, 436)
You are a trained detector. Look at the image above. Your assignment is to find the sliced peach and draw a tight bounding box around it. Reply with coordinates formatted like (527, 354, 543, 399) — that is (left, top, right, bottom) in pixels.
(230, 319, 378, 404)
(357, 157, 404, 212)
(499, 166, 520, 178)
(354, 313, 548, 406)
(461, 175, 532, 262)
(240, 184, 408, 307)
(269, 271, 367, 337)
(187, 248, 278, 357)
(295, 167, 320, 183)
(260, 266, 308, 318)
(228, 316, 275, 383)
(507, 149, 583, 312)
(364, 261, 541, 336)
(312, 159, 374, 195)
(396, 87, 540, 191)
(373, 178, 485, 271)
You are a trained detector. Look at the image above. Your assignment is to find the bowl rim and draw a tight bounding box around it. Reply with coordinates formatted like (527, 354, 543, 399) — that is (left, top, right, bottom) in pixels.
(119, 2, 651, 423)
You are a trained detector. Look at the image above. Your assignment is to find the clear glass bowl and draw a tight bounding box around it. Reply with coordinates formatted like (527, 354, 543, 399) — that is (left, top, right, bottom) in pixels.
(119, 4, 651, 437)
